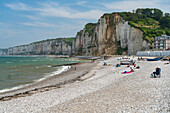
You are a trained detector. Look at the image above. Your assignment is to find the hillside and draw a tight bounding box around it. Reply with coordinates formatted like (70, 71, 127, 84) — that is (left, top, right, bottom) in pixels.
(119, 8, 170, 44)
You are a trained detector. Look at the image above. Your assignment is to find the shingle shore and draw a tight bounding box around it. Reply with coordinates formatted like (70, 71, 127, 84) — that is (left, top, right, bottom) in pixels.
(0, 57, 169, 113)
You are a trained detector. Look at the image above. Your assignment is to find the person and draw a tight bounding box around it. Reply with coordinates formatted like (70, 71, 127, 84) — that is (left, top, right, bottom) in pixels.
(130, 67, 134, 72)
(127, 65, 130, 67)
(134, 64, 136, 67)
(138, 57, 140, 61)
(116, 64, 120, 67)
(75, 67, 77, 72)
(104, 62, 107, 66)
(153, 67, 161, 78)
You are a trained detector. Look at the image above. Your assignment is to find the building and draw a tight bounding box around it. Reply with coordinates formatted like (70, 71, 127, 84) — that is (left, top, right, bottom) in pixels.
(153, 35, 170, 50)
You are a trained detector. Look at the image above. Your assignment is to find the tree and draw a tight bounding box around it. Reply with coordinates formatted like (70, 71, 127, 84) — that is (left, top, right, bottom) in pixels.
(160, 14, 170, 28)
(164, 13, 170, 17)
(152, 9, 163, 20)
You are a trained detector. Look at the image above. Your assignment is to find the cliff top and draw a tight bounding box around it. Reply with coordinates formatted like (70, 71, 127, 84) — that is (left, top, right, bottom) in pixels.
(9, 37, 75, 48)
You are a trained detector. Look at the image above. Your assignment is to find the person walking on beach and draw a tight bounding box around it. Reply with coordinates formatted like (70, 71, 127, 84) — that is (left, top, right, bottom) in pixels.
(75, 67, 77, 72)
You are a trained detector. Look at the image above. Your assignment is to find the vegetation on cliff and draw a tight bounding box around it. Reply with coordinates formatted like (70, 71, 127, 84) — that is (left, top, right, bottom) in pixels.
(84, 23, 97, 36)
(82, 8, 169, 45)
(119, 8, 170, 44)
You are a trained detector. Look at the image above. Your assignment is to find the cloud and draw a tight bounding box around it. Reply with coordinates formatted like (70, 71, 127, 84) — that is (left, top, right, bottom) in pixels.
(39, 7, 103, 19)
(102, 0, 170, 13)
(77, 1, 87, 5)
(21, 22, 56, 27)
(5, 2, 103, 20)
(24, 15, 41, 20)
(36, 3, 103, 19)
(5, 3, 33, 11)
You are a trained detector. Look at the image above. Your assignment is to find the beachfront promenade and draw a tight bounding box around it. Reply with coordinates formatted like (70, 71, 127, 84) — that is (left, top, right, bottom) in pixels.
(0, 56, 169, 112)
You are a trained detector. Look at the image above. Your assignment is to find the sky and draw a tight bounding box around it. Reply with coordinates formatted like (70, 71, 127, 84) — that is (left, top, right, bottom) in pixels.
(0, 0, 170, 48)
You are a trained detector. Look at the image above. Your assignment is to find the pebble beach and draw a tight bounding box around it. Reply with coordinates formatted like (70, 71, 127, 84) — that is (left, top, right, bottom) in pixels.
(0, 56, 169, 113)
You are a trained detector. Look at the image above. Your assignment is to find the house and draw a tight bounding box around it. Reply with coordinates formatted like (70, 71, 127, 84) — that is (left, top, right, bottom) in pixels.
(153, 35, 170, 50)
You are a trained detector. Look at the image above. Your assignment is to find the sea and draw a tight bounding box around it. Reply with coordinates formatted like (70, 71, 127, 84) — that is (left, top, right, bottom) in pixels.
(0, 56, 82, 92)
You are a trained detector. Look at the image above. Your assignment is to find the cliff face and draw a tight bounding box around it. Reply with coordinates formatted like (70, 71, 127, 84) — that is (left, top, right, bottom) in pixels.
(72, 13, 150, 56)
(8, 38, 73, 55)
(7, 13, 150, 56)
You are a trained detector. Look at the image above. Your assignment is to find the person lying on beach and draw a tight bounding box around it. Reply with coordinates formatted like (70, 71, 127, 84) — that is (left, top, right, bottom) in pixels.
(136, 66, 140, 69)
(121, 71, 131, 74)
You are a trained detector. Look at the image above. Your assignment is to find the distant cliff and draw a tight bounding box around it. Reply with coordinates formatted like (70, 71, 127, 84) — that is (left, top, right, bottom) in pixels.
(8, 38, 74, 55)
(72, 13, 150, 56)
(0, 49, 8, 56)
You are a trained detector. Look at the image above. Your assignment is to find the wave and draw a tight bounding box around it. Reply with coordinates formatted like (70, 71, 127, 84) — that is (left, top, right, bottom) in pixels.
(36, 66, 70, 82)
(0, 83, 30, 93)
(0, 66, 71, 93)
(6, 62, 12, 63)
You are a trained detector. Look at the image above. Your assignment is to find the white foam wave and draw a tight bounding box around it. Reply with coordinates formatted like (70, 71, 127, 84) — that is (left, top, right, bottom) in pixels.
(36, 66, 70, 82)
(0, 84, 30, 93)
(6, 62, 12, 63)
(0, 66, 71, 93)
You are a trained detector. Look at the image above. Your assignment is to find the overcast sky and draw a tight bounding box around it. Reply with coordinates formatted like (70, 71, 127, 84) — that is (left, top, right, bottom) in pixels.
(0, 0, 169, 48)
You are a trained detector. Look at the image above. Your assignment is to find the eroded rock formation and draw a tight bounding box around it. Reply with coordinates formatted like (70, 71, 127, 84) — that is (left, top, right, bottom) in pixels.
(72, 13, 150, 56)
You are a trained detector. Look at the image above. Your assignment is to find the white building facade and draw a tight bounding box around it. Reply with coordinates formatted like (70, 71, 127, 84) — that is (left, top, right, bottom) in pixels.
(153, 35, 170, 50)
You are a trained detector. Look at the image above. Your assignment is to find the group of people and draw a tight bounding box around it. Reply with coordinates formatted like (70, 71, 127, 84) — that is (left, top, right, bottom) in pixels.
(137, 57, 145, 61)
(129, 63, 140, 72)
(116, 61, 140, 73)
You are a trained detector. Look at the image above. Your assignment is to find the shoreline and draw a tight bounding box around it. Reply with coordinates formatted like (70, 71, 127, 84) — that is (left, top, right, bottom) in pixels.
(0, 56, 169, 112)
(0, 61, 97, 100)
(0, 65, 70, 94)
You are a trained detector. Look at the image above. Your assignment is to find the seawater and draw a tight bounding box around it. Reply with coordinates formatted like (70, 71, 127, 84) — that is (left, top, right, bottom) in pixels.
(0, 56, 81, 92)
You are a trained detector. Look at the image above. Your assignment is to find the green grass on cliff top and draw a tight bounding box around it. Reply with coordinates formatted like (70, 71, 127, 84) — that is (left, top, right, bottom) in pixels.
(118, 9, 170, 44)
